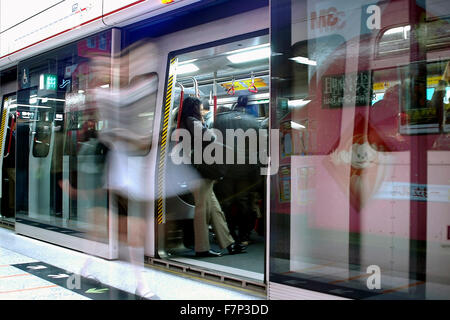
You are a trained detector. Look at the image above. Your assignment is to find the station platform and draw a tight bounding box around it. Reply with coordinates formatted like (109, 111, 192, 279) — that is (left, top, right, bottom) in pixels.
(0, 227, 263, 300)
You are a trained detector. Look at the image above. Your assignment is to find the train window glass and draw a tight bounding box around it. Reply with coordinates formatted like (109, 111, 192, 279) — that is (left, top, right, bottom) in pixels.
(124, 72, 158, 157)
(160, 34, 269, 280)
(377, 25, 411, 58)
(271, 0, 450, 300)
(377, 18, 450, 58)
(32, 113, 52, 158)
(15, 30, 112, 241)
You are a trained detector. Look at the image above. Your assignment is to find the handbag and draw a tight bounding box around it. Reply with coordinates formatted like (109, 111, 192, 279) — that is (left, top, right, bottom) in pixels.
(191, 140, 229, 180)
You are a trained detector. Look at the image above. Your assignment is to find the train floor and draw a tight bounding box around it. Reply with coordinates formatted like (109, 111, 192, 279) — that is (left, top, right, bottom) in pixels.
(0, 227, 262, 300)
(167, 230, 265, 282)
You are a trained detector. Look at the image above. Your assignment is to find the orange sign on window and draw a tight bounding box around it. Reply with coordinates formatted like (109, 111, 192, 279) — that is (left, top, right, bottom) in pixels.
(221, 78, 267, 92)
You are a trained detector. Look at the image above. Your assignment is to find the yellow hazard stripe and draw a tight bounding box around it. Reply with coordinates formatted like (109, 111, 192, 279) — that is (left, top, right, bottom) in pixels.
(157, 59, 177, 225)
(0, 109, 8, 156)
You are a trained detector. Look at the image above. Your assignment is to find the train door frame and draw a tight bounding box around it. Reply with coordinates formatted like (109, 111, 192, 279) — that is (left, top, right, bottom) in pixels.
(154, 28, 270, 285)
(0, 93, 17, 226)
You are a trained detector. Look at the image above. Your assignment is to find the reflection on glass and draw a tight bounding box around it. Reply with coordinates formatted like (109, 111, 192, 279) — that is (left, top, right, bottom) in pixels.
(270, 0, 450, 299)
(16, 31, 112, 242)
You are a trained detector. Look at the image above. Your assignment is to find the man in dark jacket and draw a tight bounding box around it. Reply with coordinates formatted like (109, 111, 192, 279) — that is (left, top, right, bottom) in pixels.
(213, 95, 264, 244)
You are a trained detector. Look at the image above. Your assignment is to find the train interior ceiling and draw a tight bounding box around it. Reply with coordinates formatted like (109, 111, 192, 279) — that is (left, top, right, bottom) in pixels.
(162, 34, 269, 281)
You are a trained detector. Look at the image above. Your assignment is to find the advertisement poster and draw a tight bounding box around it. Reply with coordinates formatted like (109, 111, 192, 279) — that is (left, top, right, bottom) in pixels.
(280, 121, 293, 159)
(322, 71, 372, 109)
(278, 165, 292, 203)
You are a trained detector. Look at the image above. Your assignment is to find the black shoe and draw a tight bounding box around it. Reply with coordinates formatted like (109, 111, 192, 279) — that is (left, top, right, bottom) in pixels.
(227, 243, 247, 255)
(195, 250, 223, 257)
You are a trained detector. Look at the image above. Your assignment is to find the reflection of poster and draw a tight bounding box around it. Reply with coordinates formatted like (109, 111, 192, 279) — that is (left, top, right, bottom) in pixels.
(77, 32, 111, 58)
(221, 78, 267, 92)
(297, 167, 315, 206)
(276, 98, 290, 122)
(322, 71, 372, 108)
(445, 98, 450, 132)
(280, 121, 293, 158)
(279, 165, 291, 203)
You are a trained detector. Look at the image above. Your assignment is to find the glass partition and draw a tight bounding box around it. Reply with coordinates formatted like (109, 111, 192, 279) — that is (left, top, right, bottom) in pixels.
(16, 31, 113, 242)
(270, 0, 450, 299)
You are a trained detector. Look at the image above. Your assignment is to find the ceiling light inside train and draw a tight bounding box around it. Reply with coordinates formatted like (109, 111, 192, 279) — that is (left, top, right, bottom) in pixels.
(216, 93, 269, 105)
(289, 56, 317, 66)
(36, 97, 66, 102)
(177, 63, 199, 74)
(179, 59, 198, 65)
(227, 47, 270, 64)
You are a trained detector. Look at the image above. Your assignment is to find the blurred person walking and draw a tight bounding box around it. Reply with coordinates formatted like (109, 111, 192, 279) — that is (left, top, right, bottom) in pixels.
(82, 40, 160, 299)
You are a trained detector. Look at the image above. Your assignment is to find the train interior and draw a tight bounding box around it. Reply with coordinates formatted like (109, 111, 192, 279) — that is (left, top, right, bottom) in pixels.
(161, 34, 270, 282)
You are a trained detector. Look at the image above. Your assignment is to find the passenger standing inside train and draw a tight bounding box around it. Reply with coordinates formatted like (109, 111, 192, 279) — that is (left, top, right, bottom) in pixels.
(201, 98, 213, 128)
(179, 96, 246, 257)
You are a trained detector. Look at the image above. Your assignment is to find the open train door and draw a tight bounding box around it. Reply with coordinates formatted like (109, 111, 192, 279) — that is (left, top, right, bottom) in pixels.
(155, 32, 269, 291)
(0, 94, 17, 226)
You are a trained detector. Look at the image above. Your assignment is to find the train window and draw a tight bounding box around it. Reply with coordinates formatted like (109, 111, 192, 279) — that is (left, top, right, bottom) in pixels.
(377, 18, 450, 58)
(271, 0, 450, 300)
(377, 25, 411, 58)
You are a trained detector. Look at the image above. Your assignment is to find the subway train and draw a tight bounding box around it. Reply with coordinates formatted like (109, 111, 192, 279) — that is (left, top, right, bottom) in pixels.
(0, 0, 449, 300)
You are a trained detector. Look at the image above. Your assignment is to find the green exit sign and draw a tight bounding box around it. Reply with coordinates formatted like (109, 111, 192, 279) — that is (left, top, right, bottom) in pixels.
(40, 74, 58, 91)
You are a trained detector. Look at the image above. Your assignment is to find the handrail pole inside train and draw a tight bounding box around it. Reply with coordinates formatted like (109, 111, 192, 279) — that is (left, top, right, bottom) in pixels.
(213, 77, 218, 121)
(190, 76, 200, 98)
(175, 82, 185, 142)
